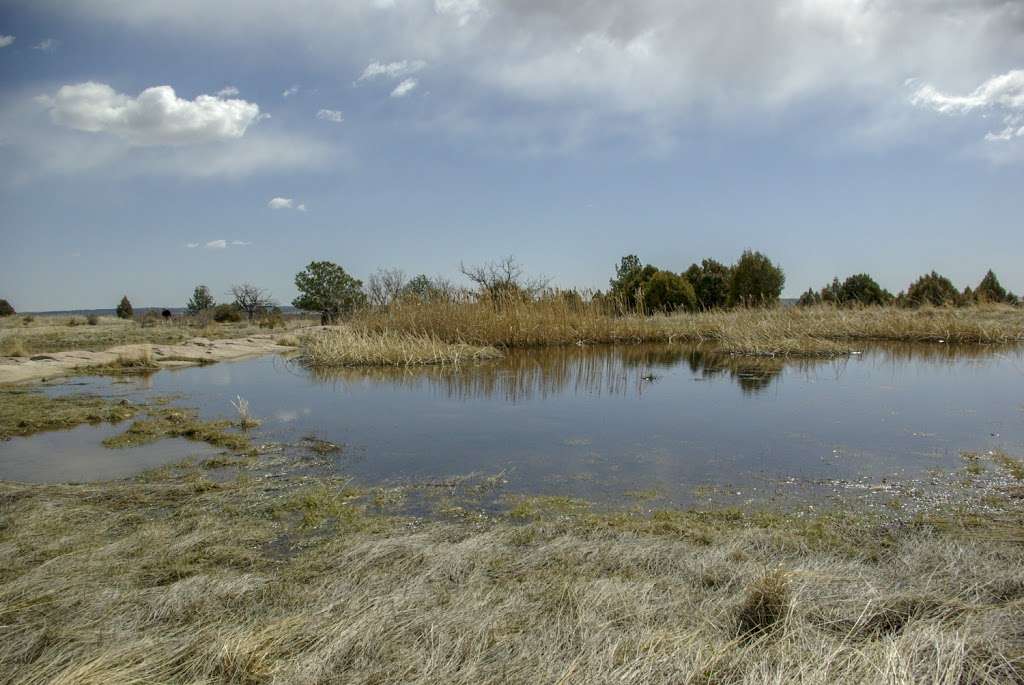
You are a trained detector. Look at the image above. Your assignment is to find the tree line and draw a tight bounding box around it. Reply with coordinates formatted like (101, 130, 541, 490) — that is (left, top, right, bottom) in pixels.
(797, 270, 1018, 308)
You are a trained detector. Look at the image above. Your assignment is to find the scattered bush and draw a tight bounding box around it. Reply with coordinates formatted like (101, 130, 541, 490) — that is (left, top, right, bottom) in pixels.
(293, 261, 367, 324)
(972, 270, 1018, 305)
(643, 270, 697, 313)
(258, 307, 285, 329)
(87, 314, 99, 326)
(801, 274, 893, 307)
(903, 271, 960, 307)
(728, 250, 785, 307)
(212, 303, 243, 323)
(116, 296, 134, 320)
(0, 299, 14, 317)
(231, 283, 275, 322)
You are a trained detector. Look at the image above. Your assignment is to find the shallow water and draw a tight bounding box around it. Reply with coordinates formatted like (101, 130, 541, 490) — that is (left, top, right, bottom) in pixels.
(2, 344, 1022, 503)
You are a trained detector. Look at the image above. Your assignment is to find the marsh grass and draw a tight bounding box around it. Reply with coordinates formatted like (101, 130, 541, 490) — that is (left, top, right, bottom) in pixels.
(0, 388, 139, 439)
(102, 406, 254, 452)
(300, 327, 502, 367)
(355, 299, 1024, 356)
(0, 336, 28, 357)
(1, 470, 1023, 684)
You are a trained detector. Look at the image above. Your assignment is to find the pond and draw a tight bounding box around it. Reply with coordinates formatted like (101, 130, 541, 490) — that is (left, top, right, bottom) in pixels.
(2, 343, 1022, 506)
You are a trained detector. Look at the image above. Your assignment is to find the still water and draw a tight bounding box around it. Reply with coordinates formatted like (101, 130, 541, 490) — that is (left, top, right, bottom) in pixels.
(2, 344, 1022, 503)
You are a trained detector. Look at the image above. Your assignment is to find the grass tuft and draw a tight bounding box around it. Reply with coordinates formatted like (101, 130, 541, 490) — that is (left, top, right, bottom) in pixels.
(299, 327, 502, 367)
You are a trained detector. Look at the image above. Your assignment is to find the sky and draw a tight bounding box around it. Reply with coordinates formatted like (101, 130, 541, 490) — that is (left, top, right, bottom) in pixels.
(0, 0, 1022, 311)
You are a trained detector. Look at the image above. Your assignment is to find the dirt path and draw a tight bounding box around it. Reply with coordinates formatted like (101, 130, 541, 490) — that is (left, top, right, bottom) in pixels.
(0, 335, 298, 385)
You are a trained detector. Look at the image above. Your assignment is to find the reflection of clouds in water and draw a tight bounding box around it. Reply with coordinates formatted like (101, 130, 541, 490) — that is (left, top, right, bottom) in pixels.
(275, 408, 312, 423)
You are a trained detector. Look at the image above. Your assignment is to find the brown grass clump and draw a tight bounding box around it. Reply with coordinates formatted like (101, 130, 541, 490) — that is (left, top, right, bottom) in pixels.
(300, 327, 502, 367)
(0, 336, 28, 357)
(736, 568, 790, 638)
(354, 299, 1023, 356)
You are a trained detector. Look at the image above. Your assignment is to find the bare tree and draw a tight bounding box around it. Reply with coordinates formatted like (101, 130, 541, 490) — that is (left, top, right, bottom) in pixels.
(230, 283, 274, 321)
(366, 268, 407, 308)
(459, 256, 549, 300)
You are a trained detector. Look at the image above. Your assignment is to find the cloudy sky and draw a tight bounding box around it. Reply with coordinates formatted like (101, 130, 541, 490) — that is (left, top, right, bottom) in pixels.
(1, 0, 1022, 310)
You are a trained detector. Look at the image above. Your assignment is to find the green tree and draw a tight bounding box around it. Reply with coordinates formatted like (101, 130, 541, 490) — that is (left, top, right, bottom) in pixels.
(975, 270, 1008, 304)
(186, 285, 216, 314)
(115, 295, 134, 320)
(400, 274, 439, 302)
(292, 261, 366, 324)
(0, 299, 14, 317)
(728, 250, 785, 307)
(797, 288, 821, 307)
(904, 271, 960, 307)
(838, 274, 893, 306)
(684, 259, 731, 310)
(643, 271, 697, 313)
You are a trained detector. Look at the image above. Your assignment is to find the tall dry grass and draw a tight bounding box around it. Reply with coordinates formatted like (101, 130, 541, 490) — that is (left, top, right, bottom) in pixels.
(300, 327, 502, 367)
(353, 299, 1024, 355)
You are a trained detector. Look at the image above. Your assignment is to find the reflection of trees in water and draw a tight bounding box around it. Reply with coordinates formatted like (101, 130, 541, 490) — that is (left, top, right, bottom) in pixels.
(304, 342, 1020, 402)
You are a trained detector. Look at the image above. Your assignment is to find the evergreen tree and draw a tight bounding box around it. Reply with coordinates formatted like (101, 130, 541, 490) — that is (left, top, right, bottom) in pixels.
(186, 285, 216, 314)
(116, 296, 134, 319)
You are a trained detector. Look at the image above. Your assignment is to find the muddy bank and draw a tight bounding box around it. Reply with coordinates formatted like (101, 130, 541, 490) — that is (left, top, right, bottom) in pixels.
(0, 334, 298, 385)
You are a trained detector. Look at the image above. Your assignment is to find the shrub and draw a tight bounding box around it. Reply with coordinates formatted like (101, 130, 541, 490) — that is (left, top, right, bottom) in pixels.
(904, 271, 960, 307)
(258, 307, 285, 329)
(186, 285, 215, 314)
(609, 256, 659, 312)
(87, 314, 99, 326)
(728, 250, 785, 307)
(819, 273, 894, 307)
(231, 284, 275, 322)
(0, 299, 14, 317)
(684, 259, 732, 310)
(212, 303, 243, 323)
(116, 296, 134, 320)
(293, 261, 366, 324)
(643, 271, 697, 313)
(797, 288, 821, 306)
(973, 270, 1017, 304)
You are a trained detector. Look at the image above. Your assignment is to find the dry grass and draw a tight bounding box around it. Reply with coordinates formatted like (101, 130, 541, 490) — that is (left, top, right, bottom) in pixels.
(0, 470, 1022, 684)
(0, 336, 28, 357)
(300, 327, 502, 367)
(354, 300, 1024, 356)
(0, 314, 318, 356)
(0, 388, 139, 439)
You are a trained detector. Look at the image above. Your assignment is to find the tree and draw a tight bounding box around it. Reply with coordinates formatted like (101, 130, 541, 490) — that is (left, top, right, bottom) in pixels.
(186, 285, 216, 314)
(797, 288, 821, 307)
(837, 274, 893, 306)
(0, 299, 14, 317)
(975, 270, 1009, 304)
(904, 271, 960, 307)
(643, 271, 697, 313)
(728, 250, 785, 307)
(116, 296, 134, 319)
(460, 255, 548, 300)
(231, 283, 275, 321)
(366, 268, 406, 307)
(399, 274, 445, 302)
(684, 259, 731, 310)
(292, 261, 366, 324)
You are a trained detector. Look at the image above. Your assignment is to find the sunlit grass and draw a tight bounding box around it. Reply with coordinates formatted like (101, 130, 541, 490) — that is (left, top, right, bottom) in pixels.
(299, 327, 502, 367)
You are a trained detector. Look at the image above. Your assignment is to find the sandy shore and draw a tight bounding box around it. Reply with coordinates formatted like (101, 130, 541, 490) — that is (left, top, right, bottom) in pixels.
(0, 334, 297, 385)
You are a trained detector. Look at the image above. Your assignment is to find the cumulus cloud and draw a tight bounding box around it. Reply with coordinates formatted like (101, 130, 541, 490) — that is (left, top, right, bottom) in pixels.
(282, 84, 300, 98)
(910, 70, 1024, 141)
(357, 59, 426, 83)
(231, 240, 252, 246)
(391, 78, 417, 98)
(33, 38, 58, 52)
(0, 36, 14, 48)
(205, 239, 227, 249)
(42, 82, 262, 146)
(316, 108, 344, 123)
(268, 197, 308, 210)
(185, 242, 200, 248)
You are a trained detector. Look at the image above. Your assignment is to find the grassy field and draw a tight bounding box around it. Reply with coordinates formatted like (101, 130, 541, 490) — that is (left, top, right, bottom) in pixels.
(299, 328, 502, 367)
(0, 314, 317, 357)
(355, 300, 1024, 356)
(2, 459, 1023, 684)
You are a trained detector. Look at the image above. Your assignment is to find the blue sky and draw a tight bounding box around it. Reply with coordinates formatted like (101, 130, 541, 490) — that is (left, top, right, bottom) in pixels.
(1, 0, 1023, 311)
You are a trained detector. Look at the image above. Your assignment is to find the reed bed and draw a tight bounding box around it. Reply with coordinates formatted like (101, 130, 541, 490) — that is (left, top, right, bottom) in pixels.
(300, 327, 502, 367)
(353, 299, 1024, 355)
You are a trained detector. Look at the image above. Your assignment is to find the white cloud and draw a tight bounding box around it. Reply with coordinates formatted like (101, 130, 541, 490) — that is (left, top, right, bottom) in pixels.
(316, 108, 344, 123)
(434, 0, 481, 27)
(0, 36, 14, 48)
(216, 85, 240, 97)
(230, 240, 252, 246)
(268, 197, 295, 209)
(205, 239, 227, 249)
(43, 82, 262, 146)
(185, 242, 200, 248)
(357, 60, 426, 82)
(391, 78, 417, 98)
(33, 38, 58, 52)
(282, 84, 300, 98)
(910, 70, 1024, 141)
